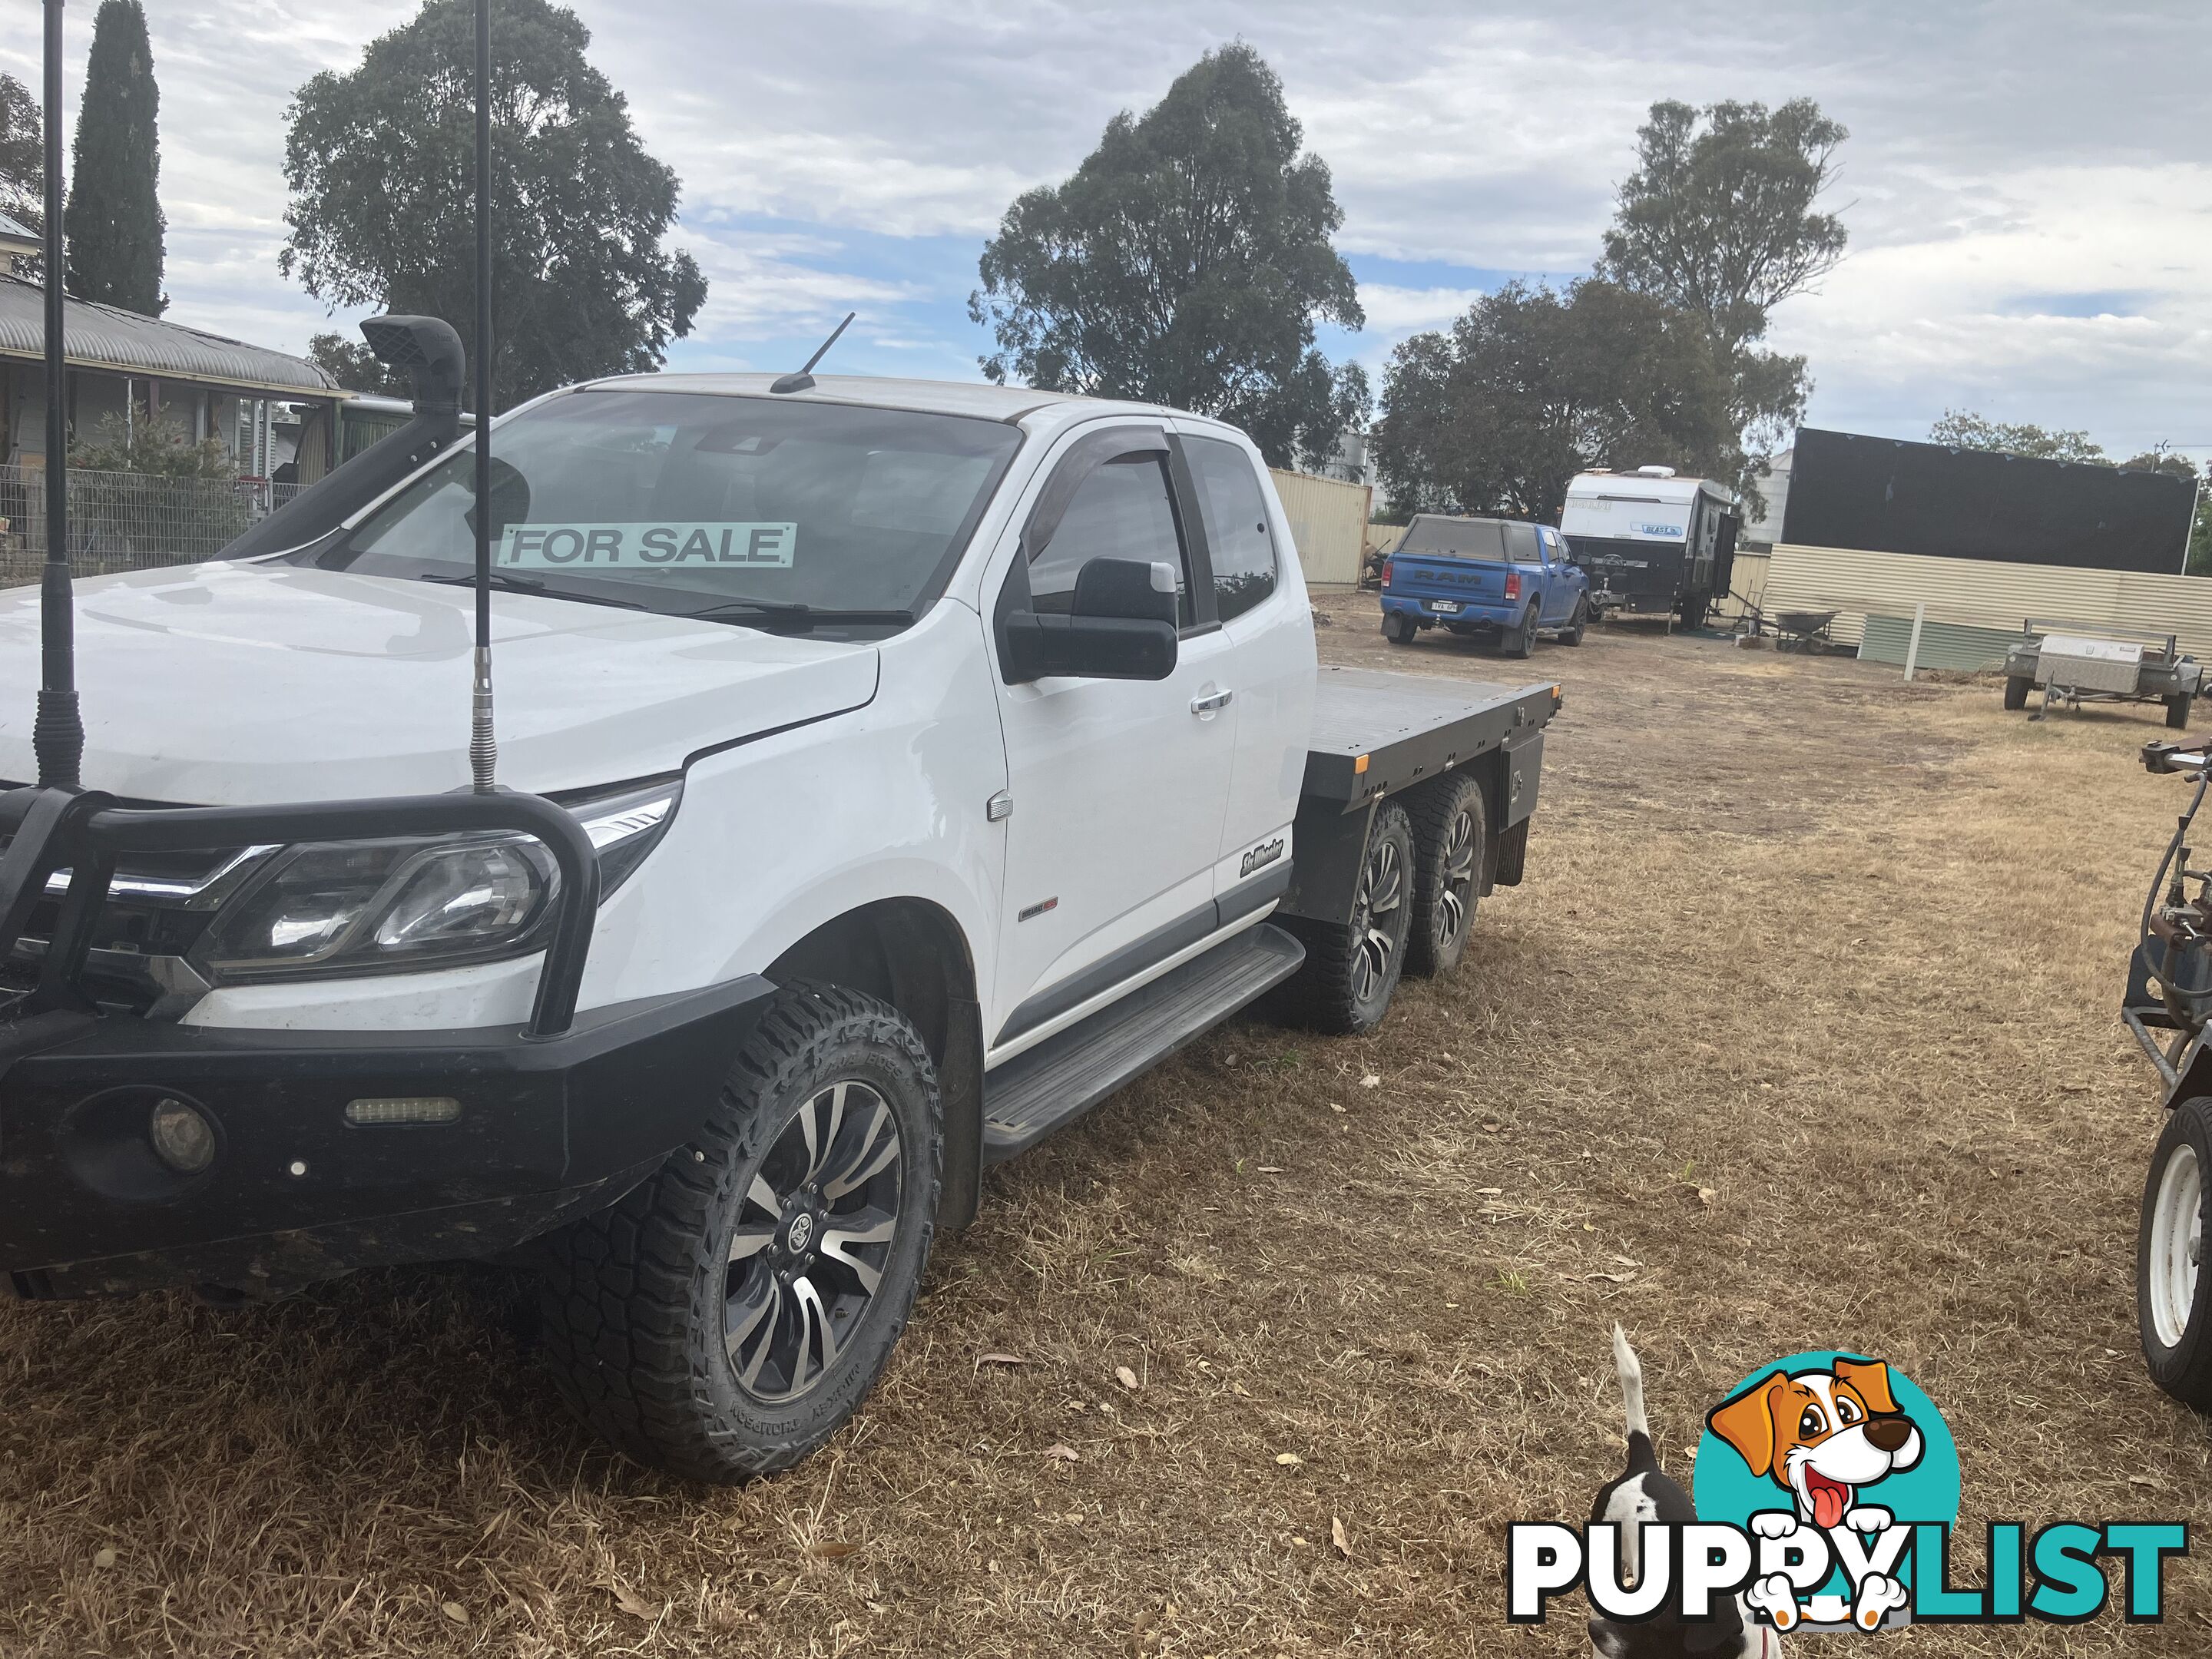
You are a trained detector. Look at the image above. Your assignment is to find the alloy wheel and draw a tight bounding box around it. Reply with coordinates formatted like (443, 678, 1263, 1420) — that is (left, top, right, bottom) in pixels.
(724, 1080, 903, 1402)
(1351, 835, 1405, 1003)
(1435, 807, 1479, 948)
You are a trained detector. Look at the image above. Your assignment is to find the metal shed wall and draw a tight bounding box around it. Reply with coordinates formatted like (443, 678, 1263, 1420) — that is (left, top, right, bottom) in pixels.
(1270, 468, 1373, 588)
(1856, 614, 2021, 670)
(1761, 542, 2212, 657)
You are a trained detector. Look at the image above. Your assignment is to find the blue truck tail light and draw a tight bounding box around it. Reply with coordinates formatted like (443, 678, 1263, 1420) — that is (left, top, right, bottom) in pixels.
(1504, 570, 1522, 601)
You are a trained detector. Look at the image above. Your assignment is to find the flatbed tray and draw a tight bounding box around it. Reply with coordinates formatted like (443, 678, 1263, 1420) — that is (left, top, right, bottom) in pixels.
(1302, 666, 1558, 809)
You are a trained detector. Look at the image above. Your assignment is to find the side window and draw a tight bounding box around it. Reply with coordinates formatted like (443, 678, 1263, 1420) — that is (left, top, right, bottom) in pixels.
(1502, 522, 1541, 565)
(1184, 435, 1277, 624)
(1029, 452, 1193, 626)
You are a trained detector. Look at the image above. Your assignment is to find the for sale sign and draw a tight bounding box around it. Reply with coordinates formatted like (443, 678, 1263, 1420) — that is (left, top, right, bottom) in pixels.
(498, 522, 797, 570)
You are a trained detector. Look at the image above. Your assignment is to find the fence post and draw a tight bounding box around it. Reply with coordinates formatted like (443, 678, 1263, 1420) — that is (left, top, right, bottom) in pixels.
(1904, 601, 1926, 683)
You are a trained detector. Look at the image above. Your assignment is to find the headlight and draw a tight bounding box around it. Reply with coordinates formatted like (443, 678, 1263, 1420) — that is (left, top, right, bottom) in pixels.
(189, 779, 680, 985)
(193, 833, 558, 983)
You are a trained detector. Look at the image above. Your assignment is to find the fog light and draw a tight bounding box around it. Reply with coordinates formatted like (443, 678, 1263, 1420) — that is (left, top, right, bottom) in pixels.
(344, 1095, 462, 1126)
(148, 1097, 217, 1174)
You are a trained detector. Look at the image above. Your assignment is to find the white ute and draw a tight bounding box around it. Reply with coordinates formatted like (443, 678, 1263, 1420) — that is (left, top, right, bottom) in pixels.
(0, 371, 1559, 1480)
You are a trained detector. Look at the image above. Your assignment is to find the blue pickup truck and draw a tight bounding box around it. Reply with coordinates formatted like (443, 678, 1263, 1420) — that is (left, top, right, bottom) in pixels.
(1379, 514, 1591, 657)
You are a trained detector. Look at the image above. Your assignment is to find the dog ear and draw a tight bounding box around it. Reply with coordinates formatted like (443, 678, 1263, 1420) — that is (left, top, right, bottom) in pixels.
(1834, 1357, 1900, 1416)
(1707, 1372, 1787, 1478)
(1586, 1617, 1631, 1658)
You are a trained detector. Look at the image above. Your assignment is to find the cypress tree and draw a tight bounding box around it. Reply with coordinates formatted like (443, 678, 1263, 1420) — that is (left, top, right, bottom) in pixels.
(65, 0, 165, 315)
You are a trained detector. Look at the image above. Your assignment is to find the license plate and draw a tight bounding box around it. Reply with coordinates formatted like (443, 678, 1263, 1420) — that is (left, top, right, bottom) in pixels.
(1429, 599, 1461, 614)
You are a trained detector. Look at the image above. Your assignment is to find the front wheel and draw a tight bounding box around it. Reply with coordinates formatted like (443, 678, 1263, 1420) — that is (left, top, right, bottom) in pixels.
(1272, 802, 1416, 1035)
(2140, 1098, 2212, 1409)
(538, 983, 942, 1482)
(1559, 598, 1588, 647)
(2168, 693, 2194, 731)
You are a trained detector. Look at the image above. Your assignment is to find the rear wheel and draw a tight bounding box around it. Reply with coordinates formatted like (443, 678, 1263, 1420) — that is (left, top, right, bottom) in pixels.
(1382, 610, 1417, 645)
(2003, 676, 2032, 711)
(1273, 803, 1416, 1035)
(2167, 693, 2194, 731)
(1405, 771, 1485, 978)
(1507, 604, 1538, 659)
(1559, 598, 1588, 647)
(2141, 1098, 2212, 1409)
(1678, 594, 1710, 631)
(538, 983, 942, 1482)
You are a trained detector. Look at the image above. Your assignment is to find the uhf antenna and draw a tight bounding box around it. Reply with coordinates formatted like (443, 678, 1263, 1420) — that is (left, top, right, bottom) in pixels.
(35, 0, 81, 791)
(469, 0, 496, 793)
(770, 312, 856, 395)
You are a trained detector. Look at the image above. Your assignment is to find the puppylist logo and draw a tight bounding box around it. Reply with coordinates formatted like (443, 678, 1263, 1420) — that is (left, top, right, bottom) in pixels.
(1509, 1349, 2189, 1634)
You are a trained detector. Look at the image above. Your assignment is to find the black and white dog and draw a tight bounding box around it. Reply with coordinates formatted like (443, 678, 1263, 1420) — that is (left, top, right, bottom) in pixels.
(1588, 1326, 1781, 1659)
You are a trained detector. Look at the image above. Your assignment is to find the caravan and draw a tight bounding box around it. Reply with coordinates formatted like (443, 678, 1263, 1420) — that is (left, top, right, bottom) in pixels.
(1559, 466, 1740, 629)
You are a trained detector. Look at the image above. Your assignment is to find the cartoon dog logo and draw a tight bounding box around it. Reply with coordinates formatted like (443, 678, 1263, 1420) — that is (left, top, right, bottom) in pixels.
(1706, 1358, 1925, 1534)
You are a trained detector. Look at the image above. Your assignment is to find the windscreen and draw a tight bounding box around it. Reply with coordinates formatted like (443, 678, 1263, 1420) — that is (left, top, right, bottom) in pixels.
(304, 389, 1024, 628)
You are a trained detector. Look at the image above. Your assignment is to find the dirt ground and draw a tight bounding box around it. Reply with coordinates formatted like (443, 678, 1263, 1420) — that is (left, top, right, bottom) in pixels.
(2, 588, 2207, 1656)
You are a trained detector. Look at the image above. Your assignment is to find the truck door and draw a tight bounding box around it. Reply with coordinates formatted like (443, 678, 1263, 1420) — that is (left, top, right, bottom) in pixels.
(985, 426, 1238, 1055)
(1177, 428, 1313, 911)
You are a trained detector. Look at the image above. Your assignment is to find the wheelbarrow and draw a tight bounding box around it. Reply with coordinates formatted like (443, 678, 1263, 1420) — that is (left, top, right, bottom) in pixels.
(1770, 609, 1839, 652)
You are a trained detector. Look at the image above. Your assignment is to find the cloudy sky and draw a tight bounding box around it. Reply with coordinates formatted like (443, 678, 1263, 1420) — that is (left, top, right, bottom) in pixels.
(2, 0, 2207, 459)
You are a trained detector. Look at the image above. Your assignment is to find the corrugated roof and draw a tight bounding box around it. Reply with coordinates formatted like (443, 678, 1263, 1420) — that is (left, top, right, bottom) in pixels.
(0, 211, 35, 248)
(0, 275, 339, 396)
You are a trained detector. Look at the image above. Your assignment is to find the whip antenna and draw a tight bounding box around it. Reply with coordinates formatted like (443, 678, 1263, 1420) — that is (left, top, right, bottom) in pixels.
(34, 0, 81, 791)
(469, 0, 497, 793)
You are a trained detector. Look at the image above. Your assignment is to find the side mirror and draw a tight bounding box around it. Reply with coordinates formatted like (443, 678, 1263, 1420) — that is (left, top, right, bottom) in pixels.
(1000, 556, 1180, 684)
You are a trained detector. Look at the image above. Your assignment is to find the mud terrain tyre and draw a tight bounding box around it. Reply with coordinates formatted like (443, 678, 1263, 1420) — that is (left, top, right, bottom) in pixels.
(2141, 1097, 2212, 1410)
(538, 983, 942, 1482)
(1273, 802, 1416, 1035)
(1405, 770, 1486, 979)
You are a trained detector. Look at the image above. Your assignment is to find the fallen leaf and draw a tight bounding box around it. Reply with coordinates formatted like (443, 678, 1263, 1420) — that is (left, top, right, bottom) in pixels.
(1587, 1270, 1637, 1283)
(1480, 1119, 1501, 1134)
(1044, 1444, 1081, 1462)
(1359, 1075, 1380, 1088)
(1611, 1255, 1643, 1267)
(441, 1602, 470, 1626)
(1275, 1452, 1304, 1466)
(1696, 1187, 1717, 1206)
(610, 1582, 663, 1621)
(1329, 1101, 1346, 1113)
(1115, 1365, 1140, 1391)
(1331, 1515, 1352, 1558)
(1472, 1187, 1503, 1196)
(2129, 1475, 2164, 1489)
(806, 1541, 860, 1560)
(91, 1548, 117, 1571)
(975, 1353, 1027, 1369)
(1257, 1165, 1285, 1174)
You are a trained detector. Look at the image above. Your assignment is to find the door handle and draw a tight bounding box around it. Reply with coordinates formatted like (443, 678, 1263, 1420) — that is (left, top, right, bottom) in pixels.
(1190, 689, 1233, 714)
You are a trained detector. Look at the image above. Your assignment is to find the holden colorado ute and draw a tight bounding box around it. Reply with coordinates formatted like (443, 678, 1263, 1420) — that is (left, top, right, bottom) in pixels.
(0, 357, 1559, 1482)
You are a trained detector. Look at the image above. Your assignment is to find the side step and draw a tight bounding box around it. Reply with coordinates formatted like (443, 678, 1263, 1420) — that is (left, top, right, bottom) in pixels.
(982, 922, 1305, 1164)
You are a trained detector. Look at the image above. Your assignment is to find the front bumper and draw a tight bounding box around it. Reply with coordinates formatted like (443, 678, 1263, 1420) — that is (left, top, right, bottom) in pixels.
(1381, 594, 1517, 629)
(0, 975, 777, 1297)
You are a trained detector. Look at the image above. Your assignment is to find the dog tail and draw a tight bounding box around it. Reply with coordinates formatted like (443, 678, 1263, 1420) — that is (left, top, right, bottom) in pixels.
(1612, 1322, 1651, 1444)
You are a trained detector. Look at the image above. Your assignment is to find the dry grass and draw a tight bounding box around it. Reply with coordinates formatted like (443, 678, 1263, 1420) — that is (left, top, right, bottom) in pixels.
(2, 591, 2208, 1654)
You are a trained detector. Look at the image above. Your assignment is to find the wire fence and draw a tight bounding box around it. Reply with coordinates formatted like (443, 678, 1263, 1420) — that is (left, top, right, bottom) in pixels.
(0, 465, 302, 588)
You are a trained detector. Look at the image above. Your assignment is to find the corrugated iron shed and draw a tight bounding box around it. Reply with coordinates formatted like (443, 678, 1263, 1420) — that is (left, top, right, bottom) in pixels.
(0, 275, 339, 398)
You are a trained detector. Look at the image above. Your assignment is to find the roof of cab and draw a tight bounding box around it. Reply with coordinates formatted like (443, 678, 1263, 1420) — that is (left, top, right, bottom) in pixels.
(577, 371, 1177, 429)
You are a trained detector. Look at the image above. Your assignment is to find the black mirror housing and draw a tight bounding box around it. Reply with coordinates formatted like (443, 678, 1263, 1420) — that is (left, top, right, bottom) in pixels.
(1072, 557, 1178, 626)
(1002, 612, 1177, 683)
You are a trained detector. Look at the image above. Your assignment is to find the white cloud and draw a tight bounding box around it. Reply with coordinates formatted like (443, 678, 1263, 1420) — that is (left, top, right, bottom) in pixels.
(0, 0, 2205, 451)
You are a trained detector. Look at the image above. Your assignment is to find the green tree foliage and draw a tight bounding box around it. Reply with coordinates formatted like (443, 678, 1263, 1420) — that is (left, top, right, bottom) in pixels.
(306, 330, 410, 397)
(1600, 98, 1848, 485)
(1929, 409, 2108, 464)
(64, 0, 165, 315)
(281, 0, 706, 413)
(68, 412, 232, 477)
(970, 42, 1366, 470)
(1371, 279, 1734, 523)
(0, 73, 45, 276)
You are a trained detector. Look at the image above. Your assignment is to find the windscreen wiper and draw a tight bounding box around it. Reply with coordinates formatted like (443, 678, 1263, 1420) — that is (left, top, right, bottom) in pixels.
(683, 598, 916, 630)
(420, 570, 648, 610)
